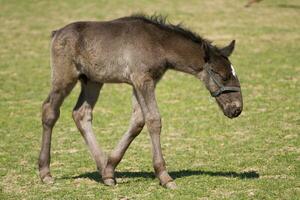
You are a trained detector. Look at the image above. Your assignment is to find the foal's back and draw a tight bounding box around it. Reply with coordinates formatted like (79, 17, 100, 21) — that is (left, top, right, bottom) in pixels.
(51, 17, 168, 84)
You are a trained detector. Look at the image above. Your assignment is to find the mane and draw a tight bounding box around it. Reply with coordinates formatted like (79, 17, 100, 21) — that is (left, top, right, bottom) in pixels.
(128, 14, 219, 55)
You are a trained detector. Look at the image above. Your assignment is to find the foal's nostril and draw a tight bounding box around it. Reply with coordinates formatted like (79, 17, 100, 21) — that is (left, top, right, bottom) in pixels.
(224, 104, 242, 118)
(232, 107, 242, 117)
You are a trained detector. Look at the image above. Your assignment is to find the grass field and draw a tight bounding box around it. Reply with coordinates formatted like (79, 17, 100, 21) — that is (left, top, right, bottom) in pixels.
(0, 0, 299, 199)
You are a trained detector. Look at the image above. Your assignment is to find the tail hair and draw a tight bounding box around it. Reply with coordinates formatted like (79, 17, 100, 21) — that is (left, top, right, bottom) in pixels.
(51, 30, 58, 38)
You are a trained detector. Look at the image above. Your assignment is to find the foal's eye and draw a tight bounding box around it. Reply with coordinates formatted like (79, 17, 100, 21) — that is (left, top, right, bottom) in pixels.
(222, 76, 230, 82)
(219, 74, 229, 82)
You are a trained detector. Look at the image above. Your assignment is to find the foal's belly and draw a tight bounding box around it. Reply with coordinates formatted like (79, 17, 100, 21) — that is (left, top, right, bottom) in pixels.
(92, 64, 130, 83)
(80, 59, 132, 84)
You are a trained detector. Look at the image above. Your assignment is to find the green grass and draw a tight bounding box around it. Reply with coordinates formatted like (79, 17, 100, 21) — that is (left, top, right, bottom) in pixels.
(0, 0, 299, 199)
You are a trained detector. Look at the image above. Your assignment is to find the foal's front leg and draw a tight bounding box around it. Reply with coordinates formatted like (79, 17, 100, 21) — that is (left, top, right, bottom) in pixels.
(133, 75, 176, 189)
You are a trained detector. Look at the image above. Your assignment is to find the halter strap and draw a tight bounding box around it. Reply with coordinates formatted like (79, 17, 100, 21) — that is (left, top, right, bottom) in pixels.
(203, 63, 241, 97)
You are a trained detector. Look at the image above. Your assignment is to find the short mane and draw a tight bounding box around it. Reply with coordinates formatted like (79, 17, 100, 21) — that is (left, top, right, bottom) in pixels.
(128, 14, 219, 55)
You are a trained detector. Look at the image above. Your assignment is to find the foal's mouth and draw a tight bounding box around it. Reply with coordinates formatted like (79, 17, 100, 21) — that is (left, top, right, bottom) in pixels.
(223, 105, 242, 118)
(215, 96, 243, 119)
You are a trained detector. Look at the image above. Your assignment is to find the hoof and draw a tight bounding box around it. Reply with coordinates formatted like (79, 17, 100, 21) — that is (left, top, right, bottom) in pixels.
(103, 178, 116, 186)
(42, 175, 54, 184)
(164, 181, 177, 189)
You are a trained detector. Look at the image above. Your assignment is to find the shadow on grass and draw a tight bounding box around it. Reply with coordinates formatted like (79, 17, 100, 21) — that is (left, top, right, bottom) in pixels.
(68, 169, 259, 183)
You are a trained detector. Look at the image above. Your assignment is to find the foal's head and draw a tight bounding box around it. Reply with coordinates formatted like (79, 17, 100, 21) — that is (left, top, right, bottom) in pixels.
(200, 40, 243, 118)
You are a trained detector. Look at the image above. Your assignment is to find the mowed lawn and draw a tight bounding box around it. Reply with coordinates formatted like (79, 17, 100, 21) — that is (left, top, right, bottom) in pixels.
(0, 0, 299, 199)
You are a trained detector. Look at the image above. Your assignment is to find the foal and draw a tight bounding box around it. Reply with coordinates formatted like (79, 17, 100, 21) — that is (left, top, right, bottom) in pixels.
(38, 15, 243, 189)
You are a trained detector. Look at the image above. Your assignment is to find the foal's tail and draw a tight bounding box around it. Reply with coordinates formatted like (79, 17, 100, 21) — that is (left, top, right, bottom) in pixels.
(51, 30, 58, 38)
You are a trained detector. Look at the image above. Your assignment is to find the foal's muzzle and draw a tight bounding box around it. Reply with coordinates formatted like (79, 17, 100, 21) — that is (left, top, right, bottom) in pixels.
(223, 102, 242, 118)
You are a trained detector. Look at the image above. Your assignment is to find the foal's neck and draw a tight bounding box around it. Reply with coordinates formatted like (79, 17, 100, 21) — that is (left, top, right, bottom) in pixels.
(166, 37, 206, 76)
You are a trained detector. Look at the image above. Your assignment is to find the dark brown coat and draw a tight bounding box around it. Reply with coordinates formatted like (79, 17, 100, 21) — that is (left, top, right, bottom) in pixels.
(38, 15, 242, 189)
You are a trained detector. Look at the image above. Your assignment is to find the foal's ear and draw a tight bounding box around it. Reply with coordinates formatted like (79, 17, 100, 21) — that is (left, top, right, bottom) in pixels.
(220, 40, 235, 57)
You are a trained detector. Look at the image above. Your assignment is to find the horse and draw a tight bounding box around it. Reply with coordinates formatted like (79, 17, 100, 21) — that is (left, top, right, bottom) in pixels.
(38, 14, 243, 189)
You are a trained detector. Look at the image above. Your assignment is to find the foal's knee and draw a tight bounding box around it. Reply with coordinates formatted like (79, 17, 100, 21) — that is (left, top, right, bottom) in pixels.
(72, 105, 92, 122)
(72, 105, 93, 132)
(133, 118, 145, 133)
(72, 110, 81, 124)
(146, 115, 161, 133)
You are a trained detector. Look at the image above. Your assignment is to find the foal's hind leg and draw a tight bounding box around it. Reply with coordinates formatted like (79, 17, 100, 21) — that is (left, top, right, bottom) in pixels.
(102, 90, 145, 186)
(39, 79, 76, 183)
(72, 81, 107, 178)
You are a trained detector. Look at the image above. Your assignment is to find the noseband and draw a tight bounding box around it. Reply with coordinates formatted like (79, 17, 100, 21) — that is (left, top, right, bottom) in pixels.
(203, 63, 241, 97)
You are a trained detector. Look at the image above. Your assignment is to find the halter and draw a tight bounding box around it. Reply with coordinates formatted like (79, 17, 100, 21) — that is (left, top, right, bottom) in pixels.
(203, 63, 241, 97)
